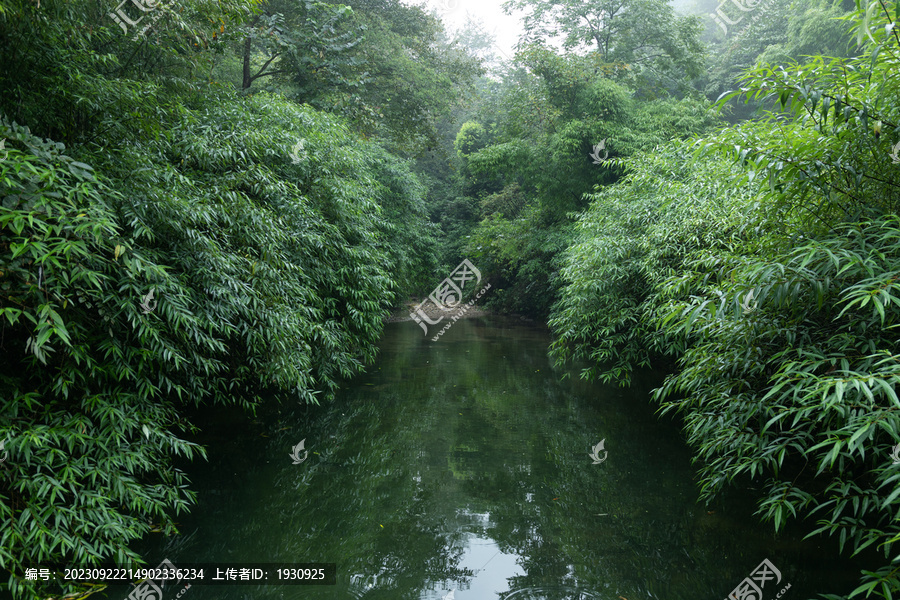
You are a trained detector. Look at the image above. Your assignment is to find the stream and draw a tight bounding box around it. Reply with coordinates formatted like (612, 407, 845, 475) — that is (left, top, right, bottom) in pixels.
(105, 315, 864, 600)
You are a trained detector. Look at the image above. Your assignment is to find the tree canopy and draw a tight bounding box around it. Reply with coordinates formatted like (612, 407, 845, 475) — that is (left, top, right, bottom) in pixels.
(503, 0, 706, 90)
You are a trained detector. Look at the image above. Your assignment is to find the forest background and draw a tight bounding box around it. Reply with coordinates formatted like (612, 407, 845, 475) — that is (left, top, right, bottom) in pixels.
(1, 0, 899, 596)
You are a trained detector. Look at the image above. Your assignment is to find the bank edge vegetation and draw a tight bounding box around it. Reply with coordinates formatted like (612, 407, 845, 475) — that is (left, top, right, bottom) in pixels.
(549, 6, 900, 598)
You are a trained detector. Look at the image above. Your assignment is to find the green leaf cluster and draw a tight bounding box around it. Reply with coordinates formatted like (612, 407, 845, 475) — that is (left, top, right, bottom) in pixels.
(454, 48, 719, 316)
(551, 2, 900, 596)
(0, 0, 438, 593)
(502, 0, 706, 91)
(549, 142, 758, 385)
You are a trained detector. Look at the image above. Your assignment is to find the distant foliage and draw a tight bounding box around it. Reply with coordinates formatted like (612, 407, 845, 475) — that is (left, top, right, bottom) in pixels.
(703, 0, 856, 121)
(457, 48, 719, 316)
(503, 0, 705, 91)
(455, 121, 488, 157)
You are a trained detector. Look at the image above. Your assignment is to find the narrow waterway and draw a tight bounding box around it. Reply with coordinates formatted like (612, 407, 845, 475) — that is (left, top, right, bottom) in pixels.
(110, 316, 862, 600)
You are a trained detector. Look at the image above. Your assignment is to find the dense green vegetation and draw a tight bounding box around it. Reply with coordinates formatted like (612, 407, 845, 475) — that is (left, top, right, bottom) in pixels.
(436, 48, 717, 315)
(0, 0, 460, 594)
(550, 2, 900, 596)
(2, 0, 899, 593)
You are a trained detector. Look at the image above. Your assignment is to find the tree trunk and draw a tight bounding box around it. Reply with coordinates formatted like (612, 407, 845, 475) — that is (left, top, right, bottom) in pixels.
(242, 34, 252, 90)
(241, 15, 262, 90)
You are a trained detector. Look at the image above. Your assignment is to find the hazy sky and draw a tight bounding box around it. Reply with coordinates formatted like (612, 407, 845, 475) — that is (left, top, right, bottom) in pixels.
(407, 0, 706, 61)
(412, 0, 526, 60)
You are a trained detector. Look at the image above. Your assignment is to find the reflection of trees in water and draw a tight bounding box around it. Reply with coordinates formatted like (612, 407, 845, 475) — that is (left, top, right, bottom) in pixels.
(160, 318, 865, 600)
(500, 588, 605, 600)
(336, 320, 698, 598)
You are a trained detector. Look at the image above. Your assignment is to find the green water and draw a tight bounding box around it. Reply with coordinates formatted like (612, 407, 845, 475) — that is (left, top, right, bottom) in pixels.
(111, 316, 863, 600)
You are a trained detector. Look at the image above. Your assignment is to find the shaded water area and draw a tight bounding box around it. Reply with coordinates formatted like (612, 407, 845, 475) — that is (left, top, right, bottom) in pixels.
(109, 316, 864, 600)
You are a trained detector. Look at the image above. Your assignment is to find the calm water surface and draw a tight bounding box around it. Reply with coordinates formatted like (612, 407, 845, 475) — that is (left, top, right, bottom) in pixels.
(108, 316, 863, 600)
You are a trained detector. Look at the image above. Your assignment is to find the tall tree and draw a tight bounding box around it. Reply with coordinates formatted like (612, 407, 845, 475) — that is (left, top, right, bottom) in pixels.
(229, 0, 482, 153)
(502, 0, 705, 90)
(235, 0, 360, 93)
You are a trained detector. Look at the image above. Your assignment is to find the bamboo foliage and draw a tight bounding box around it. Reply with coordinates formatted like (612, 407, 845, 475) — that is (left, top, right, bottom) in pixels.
(655, 216, 900, 598)
(551, 1, 900, 596)
(0, 44, 433, 600)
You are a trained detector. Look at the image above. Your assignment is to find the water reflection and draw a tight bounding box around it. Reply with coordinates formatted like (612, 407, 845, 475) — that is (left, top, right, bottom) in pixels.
(118, 316, 862, 600)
